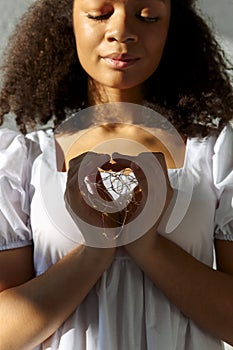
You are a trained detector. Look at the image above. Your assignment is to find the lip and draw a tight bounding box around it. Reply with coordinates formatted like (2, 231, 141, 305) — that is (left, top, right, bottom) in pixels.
(102, 53, 140, 69)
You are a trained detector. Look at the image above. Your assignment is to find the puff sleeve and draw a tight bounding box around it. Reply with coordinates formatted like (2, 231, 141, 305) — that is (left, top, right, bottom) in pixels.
(0, 128, 32, 250)
(213, 124, 233, 241)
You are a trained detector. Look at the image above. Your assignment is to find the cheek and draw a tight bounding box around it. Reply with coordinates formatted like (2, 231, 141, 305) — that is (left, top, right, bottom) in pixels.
(73, 14, 99, 51)
(74, 26, 101, 75)
(145, 28, 169, 65)
(75, 24, 93, 51)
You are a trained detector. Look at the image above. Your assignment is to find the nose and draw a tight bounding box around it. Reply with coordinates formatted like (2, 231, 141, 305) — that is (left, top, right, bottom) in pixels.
(105, 11, 138, 44)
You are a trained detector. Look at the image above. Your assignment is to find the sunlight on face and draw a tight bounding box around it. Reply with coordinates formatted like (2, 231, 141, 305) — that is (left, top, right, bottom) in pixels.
(73, 0, 171, 95)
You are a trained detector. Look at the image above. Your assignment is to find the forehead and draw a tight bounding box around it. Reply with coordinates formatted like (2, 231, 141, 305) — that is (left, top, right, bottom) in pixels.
(78, 0, 167, 5)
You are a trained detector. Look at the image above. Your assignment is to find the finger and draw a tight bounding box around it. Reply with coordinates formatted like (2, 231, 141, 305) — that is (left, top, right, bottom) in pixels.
(149, 152, 171, 188)
(68, 151, 100, 176)
(130, 161, 146, 182)
(134, 152, 168, 179)
(66, 153, 110, 207)
(130, 153, 167, 198)
(95, 171, 115, 202)
(69, 152, 110, 170)
(111, 152, 135, 170)
(68, 152, 110, 181)
(130, 163, 148, 201)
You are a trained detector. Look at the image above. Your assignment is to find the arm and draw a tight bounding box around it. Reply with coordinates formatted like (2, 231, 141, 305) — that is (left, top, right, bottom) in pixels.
(124, 232, 233, 345)
(115, 151, 233, 344)
(0, 151, 121, 349)
(0, 244, 114, 350)
(0, 246, 34, 291)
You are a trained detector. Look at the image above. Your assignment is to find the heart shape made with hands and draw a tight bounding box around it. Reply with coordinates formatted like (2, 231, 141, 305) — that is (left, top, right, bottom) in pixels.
(64, 151, 169, 246)
(79, 156, 147, 242)
(83, 158, 140, 210)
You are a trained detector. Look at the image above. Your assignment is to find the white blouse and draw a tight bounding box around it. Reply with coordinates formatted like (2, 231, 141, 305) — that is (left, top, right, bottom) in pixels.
(0, 125, 233, 350)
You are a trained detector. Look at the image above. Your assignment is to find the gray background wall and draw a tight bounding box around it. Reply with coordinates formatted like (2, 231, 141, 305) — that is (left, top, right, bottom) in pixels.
(0, 0, 232, 57)
(0, 2, 233, 348)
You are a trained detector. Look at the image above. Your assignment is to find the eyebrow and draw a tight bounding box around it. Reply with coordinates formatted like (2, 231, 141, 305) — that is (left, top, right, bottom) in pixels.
(82, 0, 166, 3)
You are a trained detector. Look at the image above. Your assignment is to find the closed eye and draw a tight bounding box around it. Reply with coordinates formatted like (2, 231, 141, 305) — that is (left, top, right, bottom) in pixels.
(135, 14, 159, 23)
(87, 13, 113, 21)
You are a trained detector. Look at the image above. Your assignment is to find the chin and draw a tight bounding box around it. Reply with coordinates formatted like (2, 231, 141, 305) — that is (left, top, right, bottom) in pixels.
(96, 71, 142, 89)
(105, 79, 143, 90)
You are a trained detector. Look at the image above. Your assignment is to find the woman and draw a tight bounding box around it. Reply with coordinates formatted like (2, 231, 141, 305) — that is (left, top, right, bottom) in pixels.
(0, 0, 233, 349)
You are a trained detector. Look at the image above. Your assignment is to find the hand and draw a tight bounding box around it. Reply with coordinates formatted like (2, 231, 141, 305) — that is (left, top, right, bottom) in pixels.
(64, 152, 122, 247)
(111, 152, 173, 253)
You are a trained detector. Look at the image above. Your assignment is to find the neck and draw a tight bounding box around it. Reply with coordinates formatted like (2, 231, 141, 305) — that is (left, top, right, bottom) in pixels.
(88, 79, 144, 106)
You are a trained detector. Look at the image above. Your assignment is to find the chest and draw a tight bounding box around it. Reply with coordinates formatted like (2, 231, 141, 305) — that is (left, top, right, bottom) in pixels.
(55, 124, 186, 171)
(30, 135, 217, 274)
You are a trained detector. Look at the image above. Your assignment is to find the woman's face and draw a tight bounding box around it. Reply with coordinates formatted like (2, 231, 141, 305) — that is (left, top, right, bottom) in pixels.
(73, 0, 171, 92)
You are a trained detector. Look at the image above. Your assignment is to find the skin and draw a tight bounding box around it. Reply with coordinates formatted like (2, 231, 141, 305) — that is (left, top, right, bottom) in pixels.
(73, 0, 171, 103)
(1, 0, 233, 348)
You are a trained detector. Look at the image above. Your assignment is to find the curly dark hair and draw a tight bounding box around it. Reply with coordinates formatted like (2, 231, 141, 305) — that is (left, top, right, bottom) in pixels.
(0, 0, 232, 136)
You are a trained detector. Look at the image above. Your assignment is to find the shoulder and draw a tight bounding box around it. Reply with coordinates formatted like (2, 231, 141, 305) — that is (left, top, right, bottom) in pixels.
(0, 128, 28, 179)
(214, 123, 233, 152)
(25, 127, 54, 142)
(0, 127, 54, 178)
(0, 127, 26, 150)
(213, 123, 233, 189)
